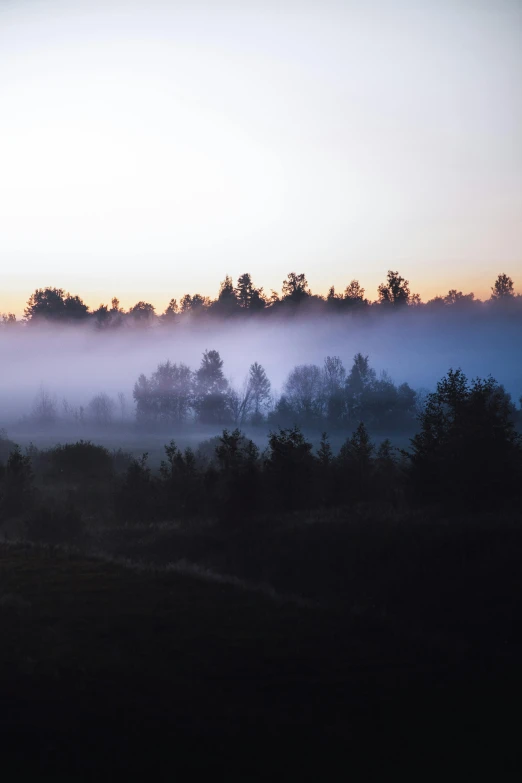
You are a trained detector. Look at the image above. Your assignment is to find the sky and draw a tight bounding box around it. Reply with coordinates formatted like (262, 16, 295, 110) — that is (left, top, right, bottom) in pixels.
(0, 0, 521, 316)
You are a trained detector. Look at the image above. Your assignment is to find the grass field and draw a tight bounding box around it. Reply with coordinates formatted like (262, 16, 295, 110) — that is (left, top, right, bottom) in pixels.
(1, 516, 521, 777)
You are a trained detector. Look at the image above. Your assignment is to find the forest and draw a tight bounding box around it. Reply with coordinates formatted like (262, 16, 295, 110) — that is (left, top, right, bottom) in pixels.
(1, 366, 521, 538)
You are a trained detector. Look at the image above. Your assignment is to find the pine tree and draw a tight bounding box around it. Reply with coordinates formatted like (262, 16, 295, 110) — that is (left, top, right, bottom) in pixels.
(248, 362, 271, 422)
(491, 273, 515, 300)
(317, 432, 333, 467)
(193, 350, 230, 424)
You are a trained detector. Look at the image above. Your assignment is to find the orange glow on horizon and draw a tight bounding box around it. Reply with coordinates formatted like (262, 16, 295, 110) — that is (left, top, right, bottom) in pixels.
(0, 275, 515, 319)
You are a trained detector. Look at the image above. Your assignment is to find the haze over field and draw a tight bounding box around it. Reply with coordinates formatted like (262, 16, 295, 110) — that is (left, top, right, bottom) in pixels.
(1, 310, 521, 425)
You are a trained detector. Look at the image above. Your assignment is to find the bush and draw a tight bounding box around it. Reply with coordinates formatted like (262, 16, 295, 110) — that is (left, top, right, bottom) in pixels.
(48, 441, 114, 482)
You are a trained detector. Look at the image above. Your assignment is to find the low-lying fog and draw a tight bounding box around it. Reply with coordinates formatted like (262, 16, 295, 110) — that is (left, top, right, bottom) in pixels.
(2, 308, 521, 433)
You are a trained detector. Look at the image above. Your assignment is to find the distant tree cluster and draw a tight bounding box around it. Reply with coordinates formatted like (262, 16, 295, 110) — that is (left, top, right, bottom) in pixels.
(8, 272, 519, 328)
(131, 351, 417, 432)
(24, 287, 90, 321)
(272, 353, 417, 431)
(22, 350, 419, 434)
(26, 387, 128, 429)
(133, 351, 273, 427)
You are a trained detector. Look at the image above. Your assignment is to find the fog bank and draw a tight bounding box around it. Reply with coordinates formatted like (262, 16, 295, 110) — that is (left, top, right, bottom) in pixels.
(1, 309, 521, 423)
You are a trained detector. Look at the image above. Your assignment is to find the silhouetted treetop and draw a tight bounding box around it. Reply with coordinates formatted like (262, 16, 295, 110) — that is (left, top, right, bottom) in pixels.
(129, 301, 156, 322)
(193, 350, 231, 424)
(180, 293, 210, 315)
(377, 271, 411, 307)
(25, 287, 89, 322)
(407, 368, 521, 508)
(14, 270, 520, 329)
(163, 299, 179, 319)
(344, 279, 366, 302)
(491, 273, 515, 300)
(282, 272, 310, 303)
(211, 276, 239, 316)
(235, 273, 266, 311)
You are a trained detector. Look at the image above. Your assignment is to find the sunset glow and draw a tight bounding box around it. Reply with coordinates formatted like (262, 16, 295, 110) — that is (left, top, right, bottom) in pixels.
(1, 0, 521, 315)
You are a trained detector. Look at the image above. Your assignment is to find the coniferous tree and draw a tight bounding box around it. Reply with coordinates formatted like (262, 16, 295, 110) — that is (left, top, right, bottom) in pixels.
(345, 354, 376, 422)
(193, 350, 230, 424)
(163, 299, 179, 321)
(212, 276, 239, 316)
(236, 273, 255, 309)
(407, 369, 521, 508)
(317, 432, 333, 467)
(247, 362, 272, 424)
(265, 426, 315, 510)
(491, 273, 515, 300)
(338, 421, 375, 500)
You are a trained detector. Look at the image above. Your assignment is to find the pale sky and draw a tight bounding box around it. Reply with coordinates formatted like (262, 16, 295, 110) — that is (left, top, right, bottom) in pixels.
(1, 0, 521, 315)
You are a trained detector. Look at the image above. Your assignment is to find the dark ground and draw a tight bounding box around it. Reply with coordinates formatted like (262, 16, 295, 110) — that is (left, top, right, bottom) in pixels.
(1, 511, 521, 778)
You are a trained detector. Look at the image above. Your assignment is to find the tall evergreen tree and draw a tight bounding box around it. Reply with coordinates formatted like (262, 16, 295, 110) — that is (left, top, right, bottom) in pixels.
(193, 350, 230, 424)
(491, 273, 515, 300)
(407, 369, 521, 507)
(248, 362, 272, 423)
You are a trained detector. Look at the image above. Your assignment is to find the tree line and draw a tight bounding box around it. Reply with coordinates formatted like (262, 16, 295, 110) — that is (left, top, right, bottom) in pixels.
(26, 351, 421, 433)
(134, 350, 418, 430)
(1, 368, 521, 541)
(2, 271, 519, 327)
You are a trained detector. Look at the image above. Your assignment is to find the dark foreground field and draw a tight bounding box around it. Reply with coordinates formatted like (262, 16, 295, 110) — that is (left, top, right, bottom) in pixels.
(1, 510, 521, 778)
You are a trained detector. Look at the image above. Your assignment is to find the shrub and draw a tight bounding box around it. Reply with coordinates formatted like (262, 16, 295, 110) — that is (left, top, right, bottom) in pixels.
(48, 441, 114, 482)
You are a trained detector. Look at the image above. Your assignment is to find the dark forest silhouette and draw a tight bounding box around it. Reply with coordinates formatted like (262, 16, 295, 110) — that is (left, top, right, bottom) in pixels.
(1, 367, 521, 539)
(2, 355, 521, 780)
